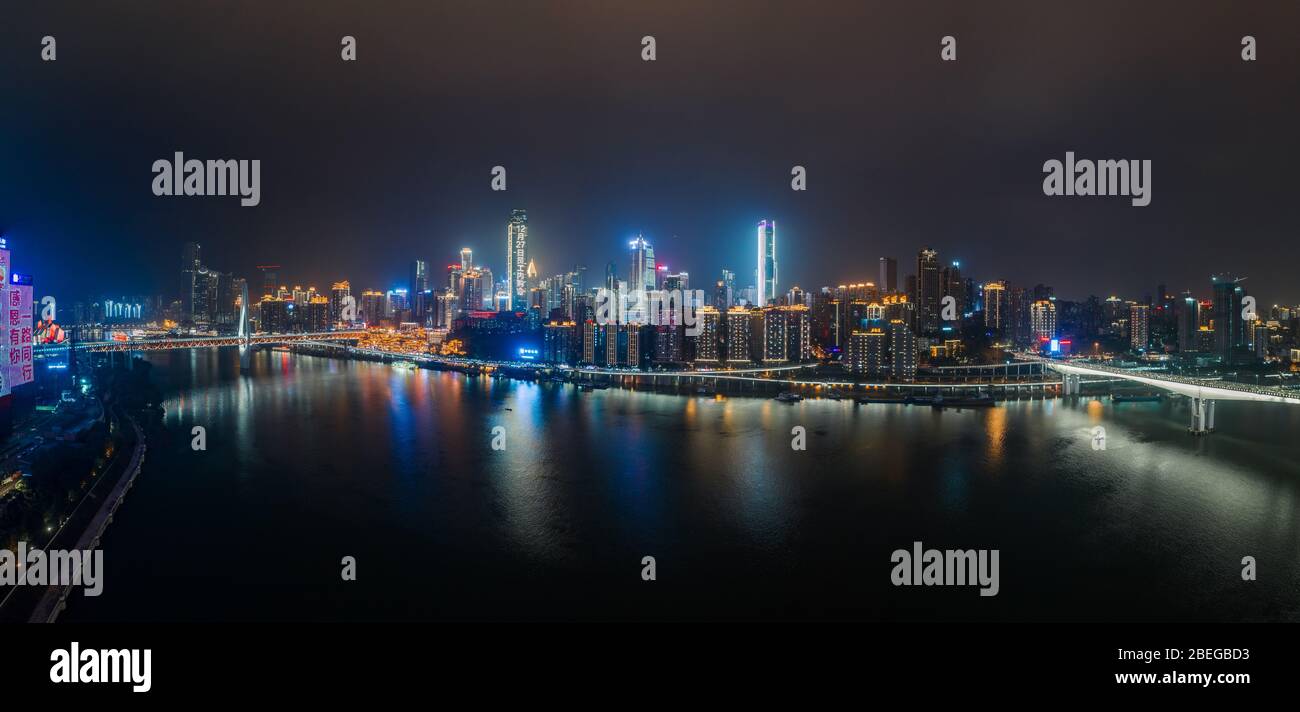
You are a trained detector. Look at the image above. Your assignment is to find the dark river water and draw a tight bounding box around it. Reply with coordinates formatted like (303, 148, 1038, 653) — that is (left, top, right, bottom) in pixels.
(64, 348, 1300, 621)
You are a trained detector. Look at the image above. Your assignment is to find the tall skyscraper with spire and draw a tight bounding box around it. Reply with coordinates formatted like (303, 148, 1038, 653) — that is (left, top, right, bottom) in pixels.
(506, 209, 528, 310)
(628, 235, 655, 293)
(757, 220, 777, 306)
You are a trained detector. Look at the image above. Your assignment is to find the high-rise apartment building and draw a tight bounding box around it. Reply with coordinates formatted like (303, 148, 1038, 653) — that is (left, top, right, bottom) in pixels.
(1030, 299, 1057, 342)
(1129, 304, 1150, 351)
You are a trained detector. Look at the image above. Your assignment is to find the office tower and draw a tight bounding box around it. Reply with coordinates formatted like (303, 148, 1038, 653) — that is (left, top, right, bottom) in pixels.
(257, 265, 279, 299)
(878, 257, 898, 294)
(1212, 274, 1249, 363)
(506, 209, 529, 310)
(664, 272, 688, 292)
(916, 248, 940, 335)
(568, 264, 586, 295)
(628, 235, 655, 293)
(382, 289, 403, 318)
(411, 286, 429, 323)
(724, 307, 752, 365)
(182, 241, 201, 273)
(213, 272, 239, 330)
(756, 220, 777, 306)
(434, 290, 457, 329)
(190, 267, 215, 327)
(447, 262, 464, 294)
(714, 270, 735, 309)
(409, 259, 428, 297)
(258, 297, 290, 333)
(604, 261, 618, 293)
(984, 281, 1008, 333)
(478, 268, 493, 309)
(459, 271, 484, 315)
(1011, 287, 1032, 345)
(330, 281, 351, 323)
(941, 261, 964, 324)
(460, 248, 473, 272)
(359, 290, 385, 325)
(1129, 304, 1150, 350)
(1176, 293, 1199, 352)
(1030, 299, 1057, 342)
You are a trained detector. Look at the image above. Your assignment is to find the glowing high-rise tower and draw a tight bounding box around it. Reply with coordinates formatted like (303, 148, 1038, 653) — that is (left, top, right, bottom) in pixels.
(506, 209, 528, 310)
(756, 220, 777, 307)
(628, 235, 655, 293)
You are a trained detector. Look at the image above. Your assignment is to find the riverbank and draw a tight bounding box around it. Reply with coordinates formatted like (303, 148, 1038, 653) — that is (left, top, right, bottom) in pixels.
(0, 406, 148, 623)
(27, 412, 147, 622)
(282, 343, 1070, 401)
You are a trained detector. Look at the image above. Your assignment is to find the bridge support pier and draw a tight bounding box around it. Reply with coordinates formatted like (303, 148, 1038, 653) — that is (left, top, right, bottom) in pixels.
(1061, 373, 1081, 396)
(1189, 397, 1216, 435)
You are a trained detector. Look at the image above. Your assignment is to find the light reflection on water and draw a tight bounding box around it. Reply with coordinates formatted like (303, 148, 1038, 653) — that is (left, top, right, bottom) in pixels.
(60, 348, 1300, 622)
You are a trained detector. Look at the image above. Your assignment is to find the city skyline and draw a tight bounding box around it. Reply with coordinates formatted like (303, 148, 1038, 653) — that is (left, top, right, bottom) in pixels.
(36, 215, 1297, 323)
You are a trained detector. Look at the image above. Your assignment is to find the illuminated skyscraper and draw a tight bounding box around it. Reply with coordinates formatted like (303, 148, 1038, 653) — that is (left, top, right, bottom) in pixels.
(409, 259, 428, 296)
(506, 209, 528, 310)
(984, 281, 1009, 334)
(916, 248, 940, 334)
(460, 248, 473, 272)
(725, 307, 752, 365)
(693, 306, 721, 363)
(330, 281, 351, 323)
(1030, 299, 1057, 342)
(757, 220, 776, 306)
(257, 265, 279, 300)
(359, 290, 385, 326)
(628, 235, 655, 293)
(1212, 273, 1250, 363)
(846, 328, 887, 376)
(750, 308, 787, 364)
(1176, 293, 1199, 352)
(1129, 304, 1150, 350)
(889, 319, 917, 380)
(878, 257, 897, 294)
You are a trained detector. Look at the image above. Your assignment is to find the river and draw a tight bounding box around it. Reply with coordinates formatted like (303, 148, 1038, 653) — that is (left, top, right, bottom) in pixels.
(63, 348, 1300, 621)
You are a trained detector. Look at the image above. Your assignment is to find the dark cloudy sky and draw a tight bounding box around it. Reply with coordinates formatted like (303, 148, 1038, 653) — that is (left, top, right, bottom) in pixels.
(2, 1, 1298, 306)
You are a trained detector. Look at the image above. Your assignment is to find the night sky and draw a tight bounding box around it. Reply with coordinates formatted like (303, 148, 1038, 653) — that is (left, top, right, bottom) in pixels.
(2, 1, 1298, 306)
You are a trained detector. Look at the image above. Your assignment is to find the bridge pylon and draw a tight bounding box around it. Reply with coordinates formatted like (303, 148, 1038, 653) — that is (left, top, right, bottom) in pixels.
(1189, 397, 1216, 435)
